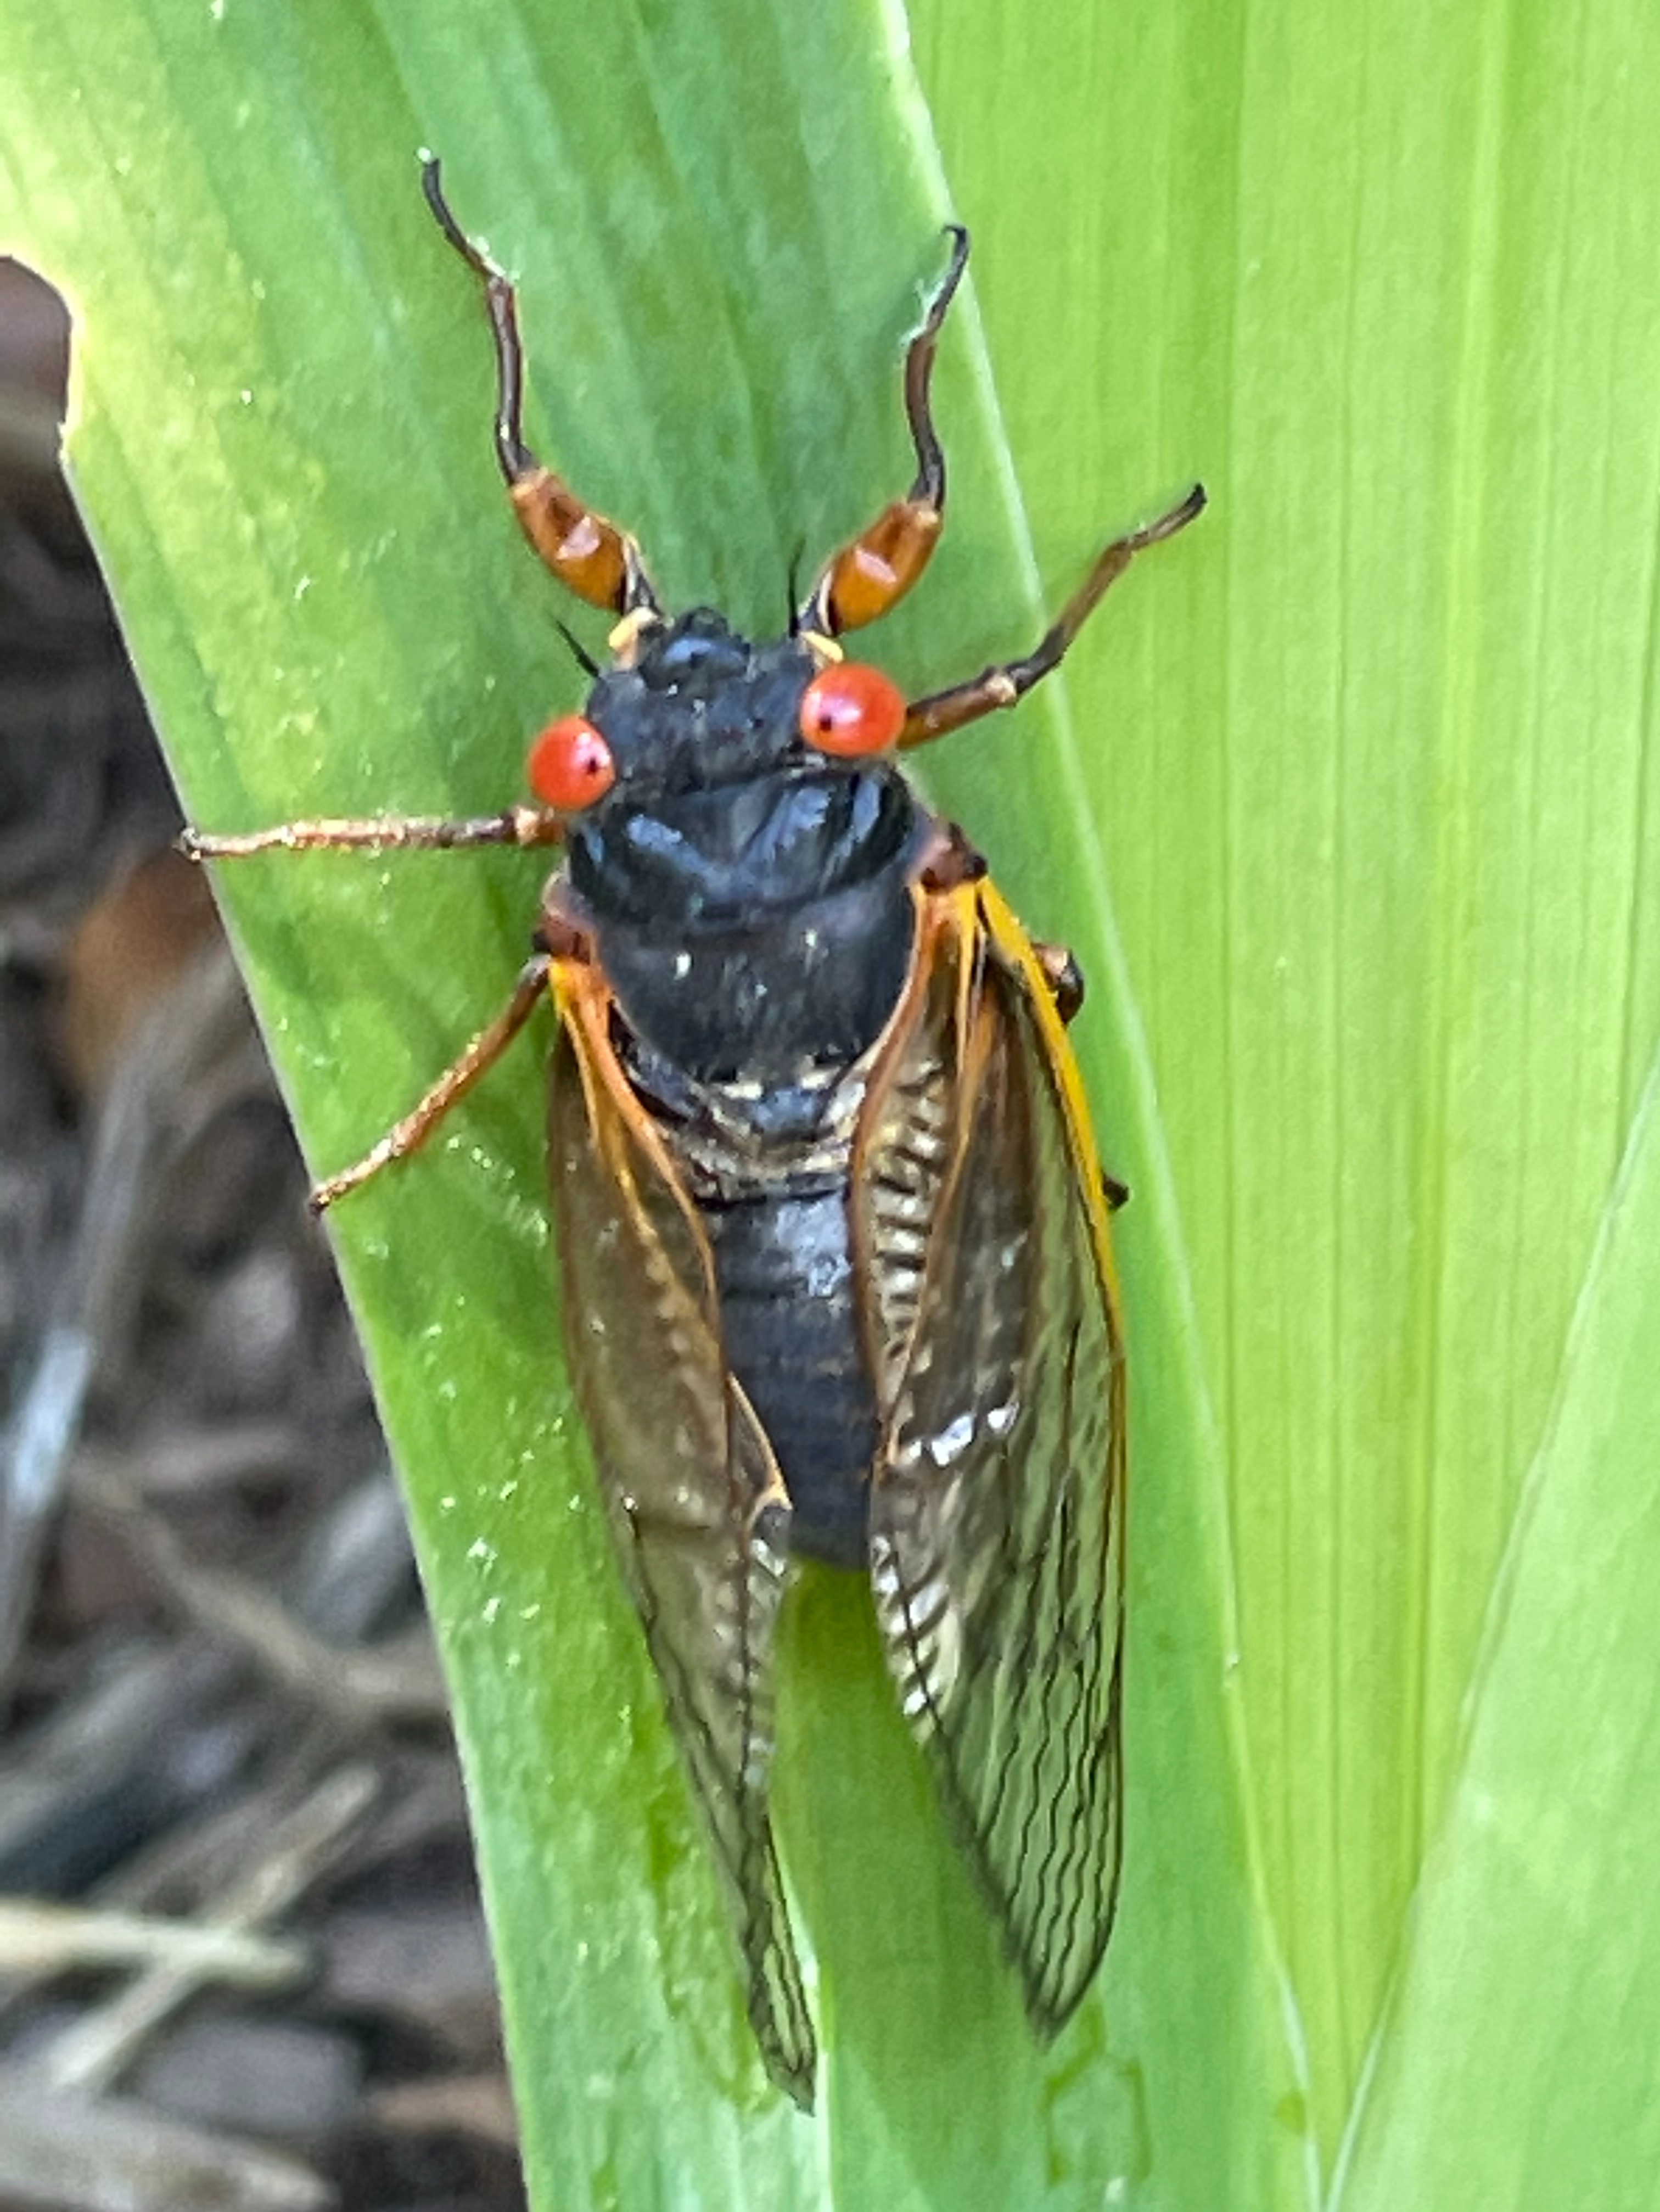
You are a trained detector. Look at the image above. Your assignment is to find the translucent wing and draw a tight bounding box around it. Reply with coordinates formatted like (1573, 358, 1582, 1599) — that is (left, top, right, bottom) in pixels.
(856, 878, 1126, 2031)
(548, 961, 815, 2105)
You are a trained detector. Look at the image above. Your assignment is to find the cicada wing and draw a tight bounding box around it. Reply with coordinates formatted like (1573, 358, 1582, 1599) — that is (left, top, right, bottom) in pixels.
(548, 966, 815, 2105)
(857, 880, 1126, 2033)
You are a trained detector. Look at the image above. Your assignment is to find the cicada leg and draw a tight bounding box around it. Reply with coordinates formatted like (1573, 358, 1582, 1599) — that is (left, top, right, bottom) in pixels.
(797, 227, 970, 639)
(1031, 939, 1085, 1027)
(181, 810, 563, 1207)
(180, 806, 563, 861)
(307, 954, 552, 1211)
(900, 483, 1206, 748)
(422, 159, 660, 621)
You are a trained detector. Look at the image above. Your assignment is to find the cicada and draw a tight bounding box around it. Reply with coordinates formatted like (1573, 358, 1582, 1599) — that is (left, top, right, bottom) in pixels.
(185, 161, 1204, 2108)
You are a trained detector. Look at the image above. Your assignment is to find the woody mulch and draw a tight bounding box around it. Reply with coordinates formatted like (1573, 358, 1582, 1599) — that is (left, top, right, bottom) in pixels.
(0, 256, 523, 2212)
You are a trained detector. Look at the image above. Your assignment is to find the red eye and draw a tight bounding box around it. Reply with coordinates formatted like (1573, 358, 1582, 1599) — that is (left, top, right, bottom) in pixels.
(799, 662, 907, 757)
(527, 714, 616, 811)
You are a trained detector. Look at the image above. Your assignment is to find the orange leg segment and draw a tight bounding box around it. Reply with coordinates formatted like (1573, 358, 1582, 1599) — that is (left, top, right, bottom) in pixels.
(799, 227, 970, 638)
(422, 159, 660, 620)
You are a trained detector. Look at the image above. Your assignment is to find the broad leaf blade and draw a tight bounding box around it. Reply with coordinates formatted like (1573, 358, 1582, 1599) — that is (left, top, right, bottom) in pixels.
(1, 0, 1287, 2202)
(1336, 1042, 1660, 2210)
(913, 0, 1660, 2174)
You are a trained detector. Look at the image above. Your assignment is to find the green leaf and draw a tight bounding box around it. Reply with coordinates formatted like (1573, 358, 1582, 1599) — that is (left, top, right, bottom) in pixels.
(1333, 1037, 1660, 2209)
(911, 0, 1660, 2184)
(0, 0, 1283, 2203)
(11, 0, 1657, 2202)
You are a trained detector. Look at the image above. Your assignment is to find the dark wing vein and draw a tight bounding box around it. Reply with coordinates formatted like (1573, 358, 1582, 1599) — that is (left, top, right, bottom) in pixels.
(860, 883, 1126, 2031)
(549, 978, 814, 2104)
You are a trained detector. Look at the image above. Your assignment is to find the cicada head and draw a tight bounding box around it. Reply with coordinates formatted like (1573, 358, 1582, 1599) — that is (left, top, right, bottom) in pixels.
(537, 610, 913, 927)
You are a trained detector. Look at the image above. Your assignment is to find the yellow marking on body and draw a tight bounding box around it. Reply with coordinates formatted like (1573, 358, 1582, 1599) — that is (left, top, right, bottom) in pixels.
(549, 954, 791, 1516)
(974, 876, 1124, 1324)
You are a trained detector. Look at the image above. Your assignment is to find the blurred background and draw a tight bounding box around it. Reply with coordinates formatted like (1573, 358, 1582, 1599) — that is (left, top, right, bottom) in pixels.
(0, 254, 523, 2212)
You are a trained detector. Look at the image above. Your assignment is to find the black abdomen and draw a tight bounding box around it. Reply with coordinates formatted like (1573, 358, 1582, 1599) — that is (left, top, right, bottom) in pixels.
(699, 1179, 877, 1570)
